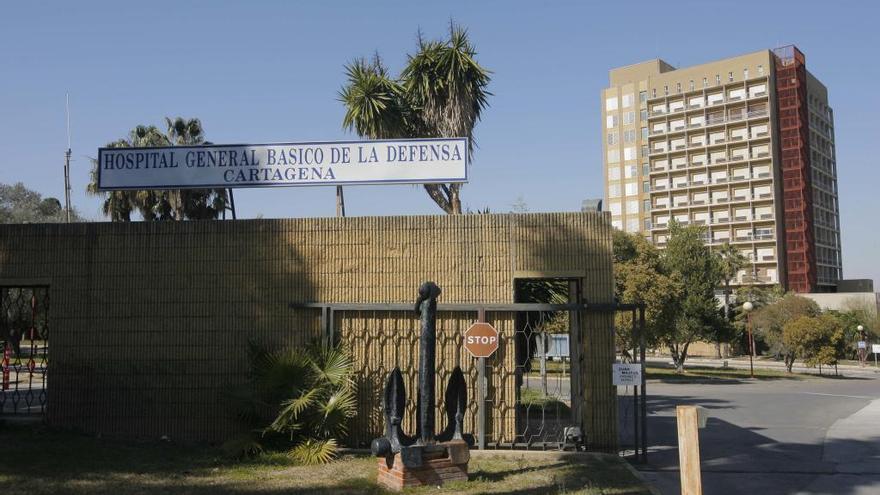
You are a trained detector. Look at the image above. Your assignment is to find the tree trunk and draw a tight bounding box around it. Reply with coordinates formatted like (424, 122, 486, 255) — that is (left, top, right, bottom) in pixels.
(671, 342, 691, 373)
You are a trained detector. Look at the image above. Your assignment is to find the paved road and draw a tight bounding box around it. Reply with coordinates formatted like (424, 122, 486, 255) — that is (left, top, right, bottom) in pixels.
(635, 375, 880, 494)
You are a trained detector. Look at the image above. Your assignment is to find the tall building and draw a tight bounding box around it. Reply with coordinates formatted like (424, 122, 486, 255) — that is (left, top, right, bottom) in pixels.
(602, 46, 842, 292)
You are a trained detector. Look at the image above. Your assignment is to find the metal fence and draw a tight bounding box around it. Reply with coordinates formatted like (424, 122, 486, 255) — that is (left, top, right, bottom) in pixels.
(291, 301, 646, 456)
(1, 286, 49, 417)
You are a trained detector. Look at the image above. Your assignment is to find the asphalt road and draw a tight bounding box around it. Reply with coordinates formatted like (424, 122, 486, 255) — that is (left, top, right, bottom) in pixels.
(635, 375, 880, 495)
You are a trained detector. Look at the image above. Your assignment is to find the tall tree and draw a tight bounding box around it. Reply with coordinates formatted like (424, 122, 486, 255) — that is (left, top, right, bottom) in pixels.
(88, 118, 228, 221)
(660, 222, 726, 372)
(339, 23, 491, 214)
(714, 242, 748, 357)
(0, 182, 85, 223)
(612, 230, 682, 360)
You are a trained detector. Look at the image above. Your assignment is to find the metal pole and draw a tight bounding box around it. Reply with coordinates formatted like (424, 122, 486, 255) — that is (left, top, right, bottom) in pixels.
(64, 149, 72, 223)
(477, 307, 486, 450)
(639, 305, 648, 463)
(336, 186, 346, 217)
(632, 309, 639, 460)
(228, 189, 237, 220)
(747, 312, 754, 378)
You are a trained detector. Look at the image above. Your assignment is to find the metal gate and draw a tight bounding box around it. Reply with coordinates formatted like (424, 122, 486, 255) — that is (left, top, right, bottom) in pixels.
(1, 286, 49, 416)
(291, 300, 646, 454)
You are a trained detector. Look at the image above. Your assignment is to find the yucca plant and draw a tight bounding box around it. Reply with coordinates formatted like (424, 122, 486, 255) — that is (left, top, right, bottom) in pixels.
(224, 340, 356, 465)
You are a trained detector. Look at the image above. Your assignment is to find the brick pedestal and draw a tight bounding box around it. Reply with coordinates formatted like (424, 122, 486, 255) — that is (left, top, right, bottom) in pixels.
(376, 442, 469, 491)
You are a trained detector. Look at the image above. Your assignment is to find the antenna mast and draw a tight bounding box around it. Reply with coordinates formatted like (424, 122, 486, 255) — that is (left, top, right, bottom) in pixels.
(64, 93, 72, 223)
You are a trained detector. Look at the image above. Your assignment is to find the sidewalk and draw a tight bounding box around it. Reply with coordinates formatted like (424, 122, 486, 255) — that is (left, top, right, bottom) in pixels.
(645, 355, 880, 378)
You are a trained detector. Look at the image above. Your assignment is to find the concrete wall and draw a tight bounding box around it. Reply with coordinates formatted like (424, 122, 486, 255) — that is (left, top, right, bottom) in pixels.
(0, 212, 618, 449)
(801, 292, 879, 316)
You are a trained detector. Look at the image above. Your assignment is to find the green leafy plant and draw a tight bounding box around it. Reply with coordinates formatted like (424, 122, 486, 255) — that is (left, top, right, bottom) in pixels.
(224, 340, 355, 465)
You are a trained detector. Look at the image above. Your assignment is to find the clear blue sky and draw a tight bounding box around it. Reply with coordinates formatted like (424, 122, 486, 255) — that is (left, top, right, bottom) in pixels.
(1, 0, 878, 284)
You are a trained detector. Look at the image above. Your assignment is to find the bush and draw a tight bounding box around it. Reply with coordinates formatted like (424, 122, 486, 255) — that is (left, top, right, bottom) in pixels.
(782, 314, 846, 372)
(224, 340, 356, 464)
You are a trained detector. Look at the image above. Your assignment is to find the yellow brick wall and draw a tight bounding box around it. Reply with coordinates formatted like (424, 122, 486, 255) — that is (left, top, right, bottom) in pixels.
(0, 212, 616, 449)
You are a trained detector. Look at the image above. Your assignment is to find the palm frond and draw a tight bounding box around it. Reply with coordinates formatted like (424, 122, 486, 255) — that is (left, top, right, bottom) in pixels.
(289, 438, 338, 465)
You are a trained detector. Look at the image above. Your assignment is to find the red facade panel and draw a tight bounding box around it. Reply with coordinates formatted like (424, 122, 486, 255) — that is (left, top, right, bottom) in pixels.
(773, 46, 817, 293)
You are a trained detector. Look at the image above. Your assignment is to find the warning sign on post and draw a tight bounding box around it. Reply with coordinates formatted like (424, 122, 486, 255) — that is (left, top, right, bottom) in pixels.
(613, 363, 643, 386)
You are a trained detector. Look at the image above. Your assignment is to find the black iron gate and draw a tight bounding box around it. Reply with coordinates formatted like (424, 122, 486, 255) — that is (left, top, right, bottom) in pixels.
(291, 300, 646, 457)
(1, 286, 49, 416)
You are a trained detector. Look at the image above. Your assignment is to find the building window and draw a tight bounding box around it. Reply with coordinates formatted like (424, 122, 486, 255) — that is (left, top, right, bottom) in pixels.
(624, 129, 636, 143)
(641, 127, 648, 140)
(640, 109, 648, 121)
(642, 163, 650, 175)
(757, 64, 764, 76)
(702, 77, 708, 87)
(689, 80, 695, 91)
(606, 114, 618, 128)
(625, 165, 637, 179)
(609, 184, 621, 198)
(608, 167, 621, 180)
(623, 111, 635, 125)
(622, 93, 634, 108)
(607, 149, 620, 163)
(625, 182, 638, 196)
(652, 88, 657, 98)
(623, 146, 636, 160)
(676, 82, 681, 93)
(664, 85, 668, 96)
(743, 68, 749, 79)
(642, 181, 650, 193)
(640, 145, 649, 157)
(626, 218, 640, 232)
(607, 132, 618, 145)
(644, 219, 653, 230)
(643, 199, 651, 211)
(728, 71, 733, 82)
(605, 96, 618, 111)
(639, 91, 647, 103)
(715, 74, 721, 85)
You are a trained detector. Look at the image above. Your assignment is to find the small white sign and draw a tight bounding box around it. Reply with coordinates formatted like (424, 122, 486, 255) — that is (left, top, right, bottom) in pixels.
(872, 344, 880, 354)
(613, 363, 643, 386)
(857, 341, 867, 350)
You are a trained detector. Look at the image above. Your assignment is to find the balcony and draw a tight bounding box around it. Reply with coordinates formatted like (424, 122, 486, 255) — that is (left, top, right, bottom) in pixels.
(734, 215, 750, 221)
(755, 172, 771, 178)
(752, 152, 770, 159)
(713, 177, 728, 183)
(751, 131, 769, 138)
(735, 235, 754, 241)
(691, 180, 706, 186)
(709, 138, 726, 145)
(754, 233, 774, 240)
(759, 213, 774, 220)
(731, 175, 749, 181)
(654, 184, 668, 191)
(713, 217, 729, 224)
(693, 219, 707, 226)
(756, 193, 773, 199)
(732, 195, 749, 201)
(692, 199, 707, 205)
(749, 91, 768, 99)
(761, 255, 776, 261)
(714, 197, 729, 204)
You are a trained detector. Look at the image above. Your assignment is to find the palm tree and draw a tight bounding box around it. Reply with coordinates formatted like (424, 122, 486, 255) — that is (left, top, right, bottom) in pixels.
(339, 23, 491, 214)
(717, 242, 748, 357)
(88, 118, 228, 221)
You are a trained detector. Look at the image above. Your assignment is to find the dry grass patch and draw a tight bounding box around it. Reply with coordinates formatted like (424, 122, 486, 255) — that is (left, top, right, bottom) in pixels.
(0, 425, 652, 494)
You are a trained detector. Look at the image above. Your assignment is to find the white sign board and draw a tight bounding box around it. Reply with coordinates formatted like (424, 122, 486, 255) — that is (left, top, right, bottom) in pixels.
(872, 344, 880, 354)
(613, 363, 643, 386)
(97, 138, 467, 190)
(857, 341, 867, 350)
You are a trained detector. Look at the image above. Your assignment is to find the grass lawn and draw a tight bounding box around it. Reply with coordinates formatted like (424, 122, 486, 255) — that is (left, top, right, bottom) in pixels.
(645, 363, 815, 382)
(0, 424, 653, 494)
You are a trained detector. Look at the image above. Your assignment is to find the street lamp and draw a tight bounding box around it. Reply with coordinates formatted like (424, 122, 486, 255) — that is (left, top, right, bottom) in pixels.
(743, 301, 755, 378)
(857, 324, 866, 367)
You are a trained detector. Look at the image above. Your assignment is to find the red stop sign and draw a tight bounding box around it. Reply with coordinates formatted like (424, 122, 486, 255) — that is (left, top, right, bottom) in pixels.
(464, 323, 499, 358)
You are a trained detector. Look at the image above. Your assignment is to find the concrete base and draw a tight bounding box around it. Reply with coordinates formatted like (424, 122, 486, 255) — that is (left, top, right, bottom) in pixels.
(376, 441, 469, 491)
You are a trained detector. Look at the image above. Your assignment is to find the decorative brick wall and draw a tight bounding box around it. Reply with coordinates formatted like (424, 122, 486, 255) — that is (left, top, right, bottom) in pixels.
(0, 212, 616, 449)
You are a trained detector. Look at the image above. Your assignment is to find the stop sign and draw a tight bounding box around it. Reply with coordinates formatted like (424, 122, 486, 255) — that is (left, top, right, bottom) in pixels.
(464, 323, 499, 358)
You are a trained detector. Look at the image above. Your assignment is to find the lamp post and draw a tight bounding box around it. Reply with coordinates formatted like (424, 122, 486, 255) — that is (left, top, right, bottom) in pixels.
(743, 301, 755, 378)
(857, 324, 866, 367)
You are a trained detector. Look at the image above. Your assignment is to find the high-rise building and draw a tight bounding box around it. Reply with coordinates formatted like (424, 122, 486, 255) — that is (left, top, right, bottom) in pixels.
(602, 46, 842, 292)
